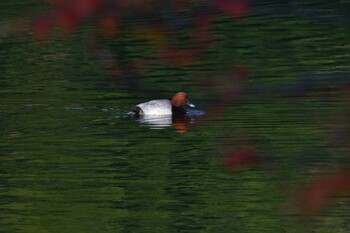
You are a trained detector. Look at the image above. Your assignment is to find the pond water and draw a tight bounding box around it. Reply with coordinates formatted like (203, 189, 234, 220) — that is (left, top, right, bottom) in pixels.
(1, 1, 350, 232)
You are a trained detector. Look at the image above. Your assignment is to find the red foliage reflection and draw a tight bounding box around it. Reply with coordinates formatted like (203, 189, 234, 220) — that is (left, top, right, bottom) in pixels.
(296, 169, 350, 216)
(56, 9, 80, 34)
(33, 16, 51, 41)
(224, 146, 257, 170)
(99, 14, 120, 38)
(212, 0, 250, 17)
(159, 48, 200, 65)
(5, 0, 252, 68)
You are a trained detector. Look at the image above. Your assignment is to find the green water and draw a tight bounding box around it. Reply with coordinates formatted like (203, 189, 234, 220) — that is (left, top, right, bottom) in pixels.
(1, 1, 350, 232)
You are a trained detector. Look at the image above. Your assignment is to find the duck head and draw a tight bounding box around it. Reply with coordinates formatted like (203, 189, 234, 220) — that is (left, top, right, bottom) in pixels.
(171, 92, 195, 108)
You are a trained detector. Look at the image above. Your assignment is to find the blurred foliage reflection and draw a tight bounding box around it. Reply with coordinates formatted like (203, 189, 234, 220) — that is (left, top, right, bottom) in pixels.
(1, 0, 350, 232)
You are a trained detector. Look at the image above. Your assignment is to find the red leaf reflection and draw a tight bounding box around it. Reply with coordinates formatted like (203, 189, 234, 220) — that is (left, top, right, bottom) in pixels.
(194, 13, 213, 45)
(296, 169, 350, 216)
(33, 16, 50, 41)
(74, 0, 101, 17)
(99, 14, 120, 38)
(159, 48, 200, 65)
(212, 0, 250, 17)
(55, 9, 80, 34)
(224, 146, 257, 170)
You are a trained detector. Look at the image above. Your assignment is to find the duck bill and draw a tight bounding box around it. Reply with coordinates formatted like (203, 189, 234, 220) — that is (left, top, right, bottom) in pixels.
(187, 101, 195, 107)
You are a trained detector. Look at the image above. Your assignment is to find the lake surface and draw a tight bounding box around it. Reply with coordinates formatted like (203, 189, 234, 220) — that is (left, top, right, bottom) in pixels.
(1, 1, 350, 232)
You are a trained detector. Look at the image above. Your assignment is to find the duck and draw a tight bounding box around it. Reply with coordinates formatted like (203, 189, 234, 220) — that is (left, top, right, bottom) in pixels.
(132, 92, 195, 116)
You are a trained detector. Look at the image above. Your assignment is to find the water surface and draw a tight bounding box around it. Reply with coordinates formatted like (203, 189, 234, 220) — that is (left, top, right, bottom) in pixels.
(1, 1, 350, 232)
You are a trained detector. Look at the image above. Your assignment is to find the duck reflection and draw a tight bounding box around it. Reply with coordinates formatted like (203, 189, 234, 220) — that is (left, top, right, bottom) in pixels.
(135, 114, 197, 133)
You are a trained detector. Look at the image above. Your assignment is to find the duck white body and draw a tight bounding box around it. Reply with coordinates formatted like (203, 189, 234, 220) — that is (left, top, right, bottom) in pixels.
(133, 92, 195, 116)
(136, 99, 172, 115)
